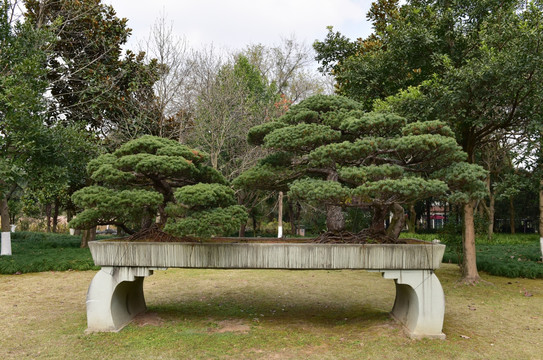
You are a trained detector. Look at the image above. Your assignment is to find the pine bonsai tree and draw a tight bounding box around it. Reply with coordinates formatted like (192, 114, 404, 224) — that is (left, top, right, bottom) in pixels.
(69, 135, 247, 237)
(235, 95, 486, 242)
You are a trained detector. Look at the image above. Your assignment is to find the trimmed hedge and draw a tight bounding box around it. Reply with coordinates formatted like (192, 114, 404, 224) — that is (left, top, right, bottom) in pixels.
(443, 244, 543, 279)
(0, 231, 100, 274)
(401, 232, 542, 278)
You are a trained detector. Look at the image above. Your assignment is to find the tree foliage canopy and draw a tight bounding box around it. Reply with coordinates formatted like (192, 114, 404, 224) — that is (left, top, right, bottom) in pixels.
(236, 95, 486, 239)
(70, 135, 247, 237)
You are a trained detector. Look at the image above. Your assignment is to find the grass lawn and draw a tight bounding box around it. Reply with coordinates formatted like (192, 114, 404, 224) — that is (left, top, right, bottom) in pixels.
(0, 264, 542, 359)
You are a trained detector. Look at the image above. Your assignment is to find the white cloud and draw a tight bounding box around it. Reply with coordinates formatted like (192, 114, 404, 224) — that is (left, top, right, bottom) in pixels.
(104, 0, 372, 51)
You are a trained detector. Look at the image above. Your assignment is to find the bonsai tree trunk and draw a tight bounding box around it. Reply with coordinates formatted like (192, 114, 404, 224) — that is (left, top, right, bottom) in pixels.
(238, 222, 246, 237)
(81, 226, 96, 248)
(386, 203, 405, 239)
(325, 172, 345, 233)
(462, 201, 480, 283)
(326, 205, 345, 232)
(370, 205, 388, 233)
(141, 211, 153, 230)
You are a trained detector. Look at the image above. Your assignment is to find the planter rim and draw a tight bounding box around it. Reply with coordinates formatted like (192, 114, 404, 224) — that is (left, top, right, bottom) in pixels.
(88, 239, 446, 270)
(89, 237, 439, 245)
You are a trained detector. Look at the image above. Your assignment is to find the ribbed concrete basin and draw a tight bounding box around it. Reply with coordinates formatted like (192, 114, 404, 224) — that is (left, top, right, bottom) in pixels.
(88, 239, 445, 270)
(86, 239, 447, 339)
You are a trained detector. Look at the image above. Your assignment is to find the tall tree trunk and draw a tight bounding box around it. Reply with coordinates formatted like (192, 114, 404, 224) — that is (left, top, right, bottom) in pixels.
(211, 153, 218, 170)
(443, 201, 448, 228)
(288, 201, 296, 235)
(481, 175, 495, 240)
(45, 203, 52, 233)
(509, 196, 516, 234)
(252, 214, 258, 237)
(539, 179, 543, 259)
(462, 201, 480, 283)
(1, 194, 11, 256)
(487, 195, 495, 240)
(426, 199, 431, 230)
(386, 203, 405, 239)
(0, 195, 10, 232)
(407, 204, 416, 233)
(52, 198, 60, 233)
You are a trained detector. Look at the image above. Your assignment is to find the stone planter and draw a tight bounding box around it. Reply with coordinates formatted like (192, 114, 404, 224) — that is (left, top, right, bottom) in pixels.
(86, 239, 446, 339)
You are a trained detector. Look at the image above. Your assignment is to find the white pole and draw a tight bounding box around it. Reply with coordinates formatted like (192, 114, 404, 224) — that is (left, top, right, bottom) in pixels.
(278, 191, 283, 238)
(1, 232, 11, 256)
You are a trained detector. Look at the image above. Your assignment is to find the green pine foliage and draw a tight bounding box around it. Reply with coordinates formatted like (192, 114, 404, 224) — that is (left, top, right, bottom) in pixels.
(164, 183, 248, 237)
(165, 206, 248, 238)
(70, 135, 246, 237)
(236, 94, 486, 237)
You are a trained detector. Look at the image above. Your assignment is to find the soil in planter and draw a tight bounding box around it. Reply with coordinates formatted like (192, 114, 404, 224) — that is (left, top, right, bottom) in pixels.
(119, 226, 407, 244)
(123, 226, 199, 243)
(314, 229, 407, 244)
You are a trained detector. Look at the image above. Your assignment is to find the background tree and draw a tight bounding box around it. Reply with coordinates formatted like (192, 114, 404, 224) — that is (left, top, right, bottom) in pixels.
(314, 0, 543, 283)
(0, 0, 52, 235)
(24, 0, 161, 141)
(243, 36, 330, 103)
(189, 54, 280, 179)
(139, 13, 194, 141)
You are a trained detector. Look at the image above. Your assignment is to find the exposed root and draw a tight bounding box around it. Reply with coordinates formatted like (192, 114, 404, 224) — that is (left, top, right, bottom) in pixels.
(314, 229, 406, 244)
(123, 226, 406, 244)
(124, 225, 198, 243)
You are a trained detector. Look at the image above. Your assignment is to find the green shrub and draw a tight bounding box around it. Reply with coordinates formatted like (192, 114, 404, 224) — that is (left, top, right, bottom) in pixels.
(401, 232, 542, 278)
(0, 231, 99, 274)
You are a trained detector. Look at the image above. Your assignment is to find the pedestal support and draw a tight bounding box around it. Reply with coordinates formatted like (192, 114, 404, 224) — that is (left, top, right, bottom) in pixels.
(381, 270, 445, 339)
(86, 267, 160, 332)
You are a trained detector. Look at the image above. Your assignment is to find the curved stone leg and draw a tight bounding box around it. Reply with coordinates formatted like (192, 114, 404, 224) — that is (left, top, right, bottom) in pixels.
(382, 270, 445, 339)
(86, 267, 156, 332)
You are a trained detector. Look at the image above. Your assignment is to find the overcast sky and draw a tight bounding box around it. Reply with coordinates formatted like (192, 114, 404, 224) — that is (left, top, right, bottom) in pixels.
(103, 0, 373, 53)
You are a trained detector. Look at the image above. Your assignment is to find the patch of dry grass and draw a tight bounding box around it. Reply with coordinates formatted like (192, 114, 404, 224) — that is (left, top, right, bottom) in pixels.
(0, 264, 541, 359)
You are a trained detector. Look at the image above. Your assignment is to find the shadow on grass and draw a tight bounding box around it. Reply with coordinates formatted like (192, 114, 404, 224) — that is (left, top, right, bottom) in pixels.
(147, 294, 392, 327)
